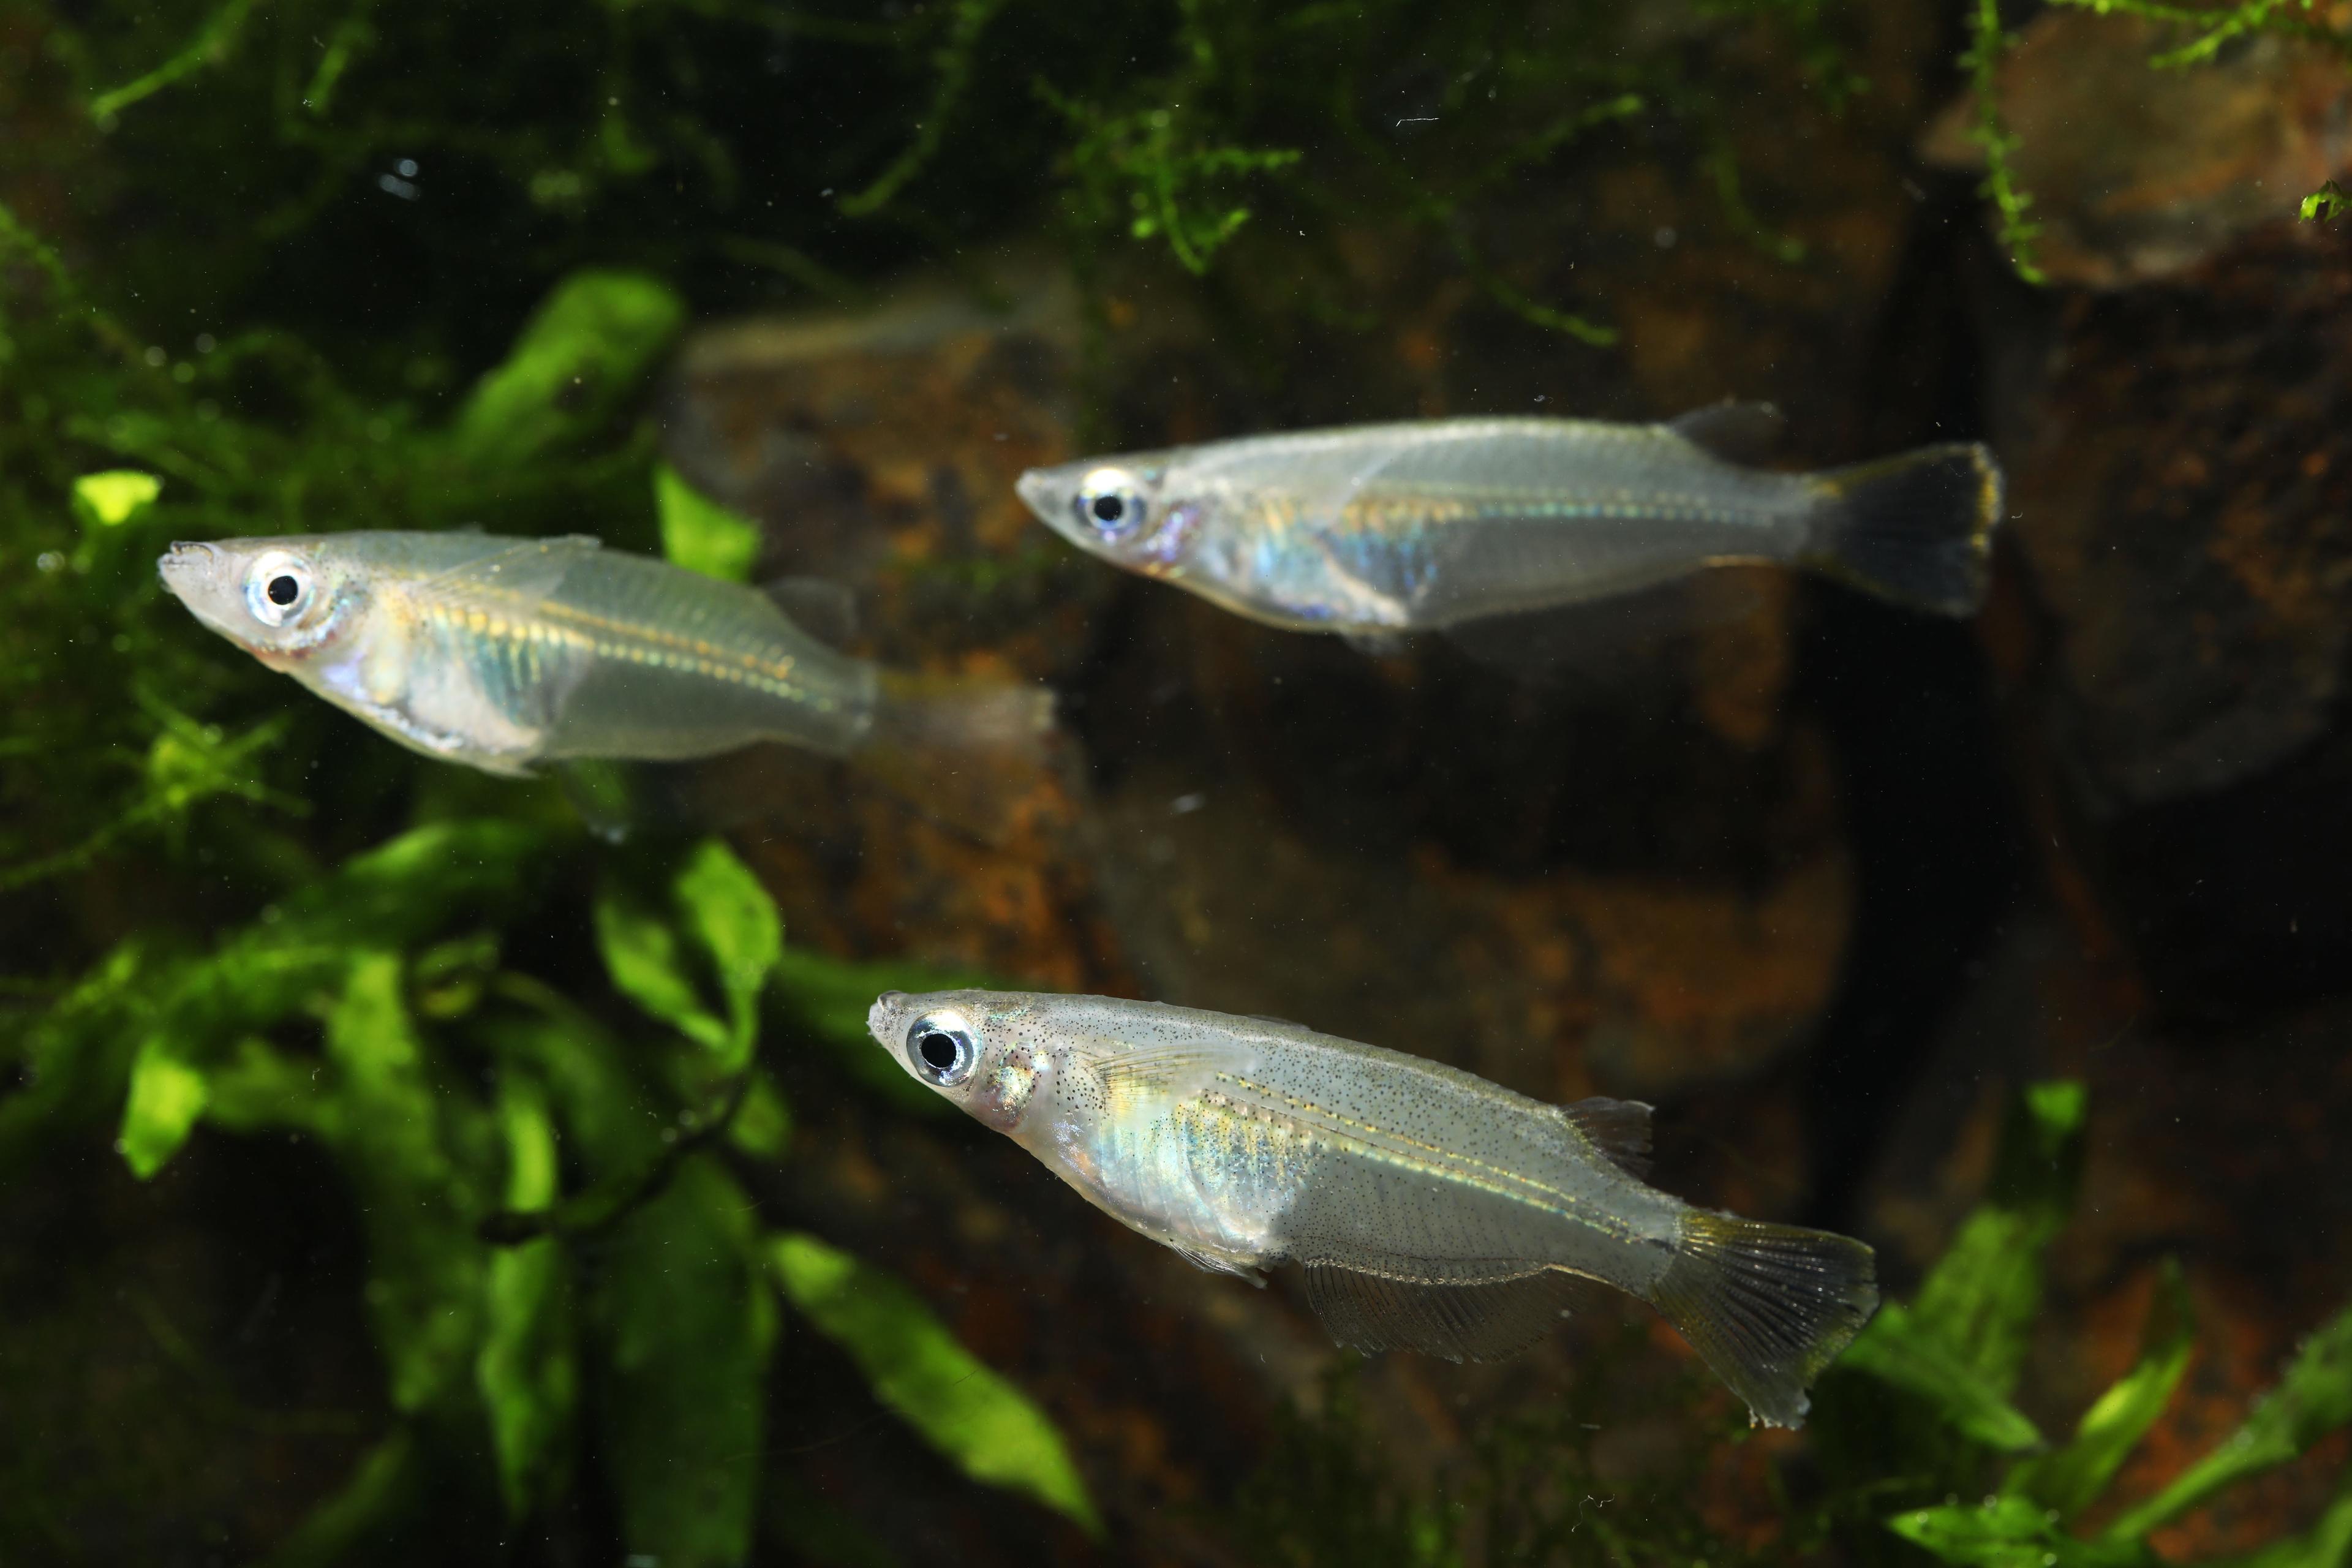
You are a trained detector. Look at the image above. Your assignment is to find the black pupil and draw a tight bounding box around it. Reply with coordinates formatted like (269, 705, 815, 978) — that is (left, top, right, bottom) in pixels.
(266, 574, 300, 606)
(916, 1031, 960, 1074)
(1090, 493, 1126, 524)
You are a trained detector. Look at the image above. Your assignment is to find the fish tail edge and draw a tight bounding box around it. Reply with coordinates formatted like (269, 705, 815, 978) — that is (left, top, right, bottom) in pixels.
(1801, 442, 2002, 616)
(1648, 1209, 1879, 1429)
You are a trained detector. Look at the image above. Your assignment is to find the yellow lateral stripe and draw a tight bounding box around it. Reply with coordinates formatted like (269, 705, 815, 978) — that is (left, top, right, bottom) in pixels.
(1196, 1076, 1634, 1238)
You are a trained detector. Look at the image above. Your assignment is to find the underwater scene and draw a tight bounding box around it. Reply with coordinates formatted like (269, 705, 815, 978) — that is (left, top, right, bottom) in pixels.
(6, 0, 2352, 1562)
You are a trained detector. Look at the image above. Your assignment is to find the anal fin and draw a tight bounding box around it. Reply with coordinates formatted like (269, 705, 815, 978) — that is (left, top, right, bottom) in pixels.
(1300, 1263, 1596, 1364)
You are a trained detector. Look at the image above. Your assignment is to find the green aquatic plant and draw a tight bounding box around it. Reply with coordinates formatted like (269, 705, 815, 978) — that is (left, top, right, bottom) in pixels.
(26, 824, 1097, 1564)
(1227, 1082, 2352, 1567)
(1963, 0, 2352, 285)
(0, 251, 1095, 1561)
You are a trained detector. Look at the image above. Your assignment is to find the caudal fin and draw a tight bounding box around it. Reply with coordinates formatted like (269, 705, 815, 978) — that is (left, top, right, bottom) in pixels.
(1801, 442, 2002, 617)
(851, 672, 1065, 843)
(1648, 1210, 1879, 1428)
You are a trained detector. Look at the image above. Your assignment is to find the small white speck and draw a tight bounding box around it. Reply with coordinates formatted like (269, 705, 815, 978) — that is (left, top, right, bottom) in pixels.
(395, 157, 418, 178)
(1170, 792, 1206, 815)
(144, 345, 166, 367)
(194, 333, 216, 354)
(377, 173, 419, 201)
(1653, 226, 1677, 249)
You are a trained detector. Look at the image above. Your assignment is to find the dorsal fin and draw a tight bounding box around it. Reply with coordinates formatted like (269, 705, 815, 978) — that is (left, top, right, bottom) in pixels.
(1666, 400, 1787, 466)
(1559, 1096, 1654, 1178)
(761, 575, 859, 647)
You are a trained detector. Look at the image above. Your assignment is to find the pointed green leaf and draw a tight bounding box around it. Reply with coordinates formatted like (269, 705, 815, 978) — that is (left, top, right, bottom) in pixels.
(2008, 1260, 2192, 1519)
(71, 469, 161, 529)
(262, 1428, 421, 1568)
(594, 880, 729, 1053)
(2106, 1305, 2352, 1540)
(1913, 1081, 2086, 1392)
(2207, 1477, 2352, 1568)
(673, 838, 780, 1065)
(1889, 1495, 2154, 1567)
(2304, 180, 2350, 224)
(1838, 1302, 2044, 1452)
(596, 1157, 776, 1568)
(726, 1071, 794, 1159)
(477, 1071, 578, 1519)
(326, 953, 484, 1415)
(767, 1231, 1101, 1536)
(118, 1039, 208, 1178)
(657, 464, 763, 583)
(451, 270, 685, 467)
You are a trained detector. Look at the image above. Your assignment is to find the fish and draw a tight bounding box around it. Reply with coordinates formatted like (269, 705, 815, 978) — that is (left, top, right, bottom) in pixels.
(865, 989, 1878, 1428)
(1014, 406, 2004, 639)
(158, 531, 1051, 785)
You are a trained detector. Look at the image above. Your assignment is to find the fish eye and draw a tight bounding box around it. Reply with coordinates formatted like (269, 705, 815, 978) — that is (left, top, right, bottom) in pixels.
(1074, 467, 1150, 540)
(906, 1014, 976, 1087)
(244, 551, 316, 628)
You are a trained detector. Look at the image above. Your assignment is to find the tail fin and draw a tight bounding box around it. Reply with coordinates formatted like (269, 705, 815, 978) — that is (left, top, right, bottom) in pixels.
(850, 672, 1064, 843)
(1801, 442, 2002, 617)
(1648, 1210, 1879, 1428)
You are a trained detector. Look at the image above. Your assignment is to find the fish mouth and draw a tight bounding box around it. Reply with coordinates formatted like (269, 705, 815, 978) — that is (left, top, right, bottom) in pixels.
(156, 540, 220, 590)
(1014, 469, 1063, 526)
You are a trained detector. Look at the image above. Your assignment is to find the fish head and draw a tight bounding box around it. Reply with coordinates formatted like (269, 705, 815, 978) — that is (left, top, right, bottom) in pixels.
(1016, 451, 1209, 581)
(867, 988, 1047, 1134)
(158, 536, 369, 666)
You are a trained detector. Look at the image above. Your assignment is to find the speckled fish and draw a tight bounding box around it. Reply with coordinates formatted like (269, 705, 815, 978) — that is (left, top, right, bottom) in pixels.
(1015, 407, 2003, 636)
(158, 532, 1050, 777)
(867, 989, 1878, 1427)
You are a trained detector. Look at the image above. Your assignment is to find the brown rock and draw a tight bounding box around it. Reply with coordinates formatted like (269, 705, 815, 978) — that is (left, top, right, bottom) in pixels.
(1923, 9, 2352, 287)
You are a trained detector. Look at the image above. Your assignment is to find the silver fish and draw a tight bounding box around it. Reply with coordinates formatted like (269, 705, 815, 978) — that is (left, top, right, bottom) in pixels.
(158, 532, 1049, 777)
(866, 989, 1877, 1427)
(1015, 407, 2003, 636)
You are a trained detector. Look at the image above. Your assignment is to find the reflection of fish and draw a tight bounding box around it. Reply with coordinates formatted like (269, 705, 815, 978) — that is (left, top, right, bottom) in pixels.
(1016, 409, 2003, 636)
(867, 989, 1878, 1428)
(159, 532, 1050, 778)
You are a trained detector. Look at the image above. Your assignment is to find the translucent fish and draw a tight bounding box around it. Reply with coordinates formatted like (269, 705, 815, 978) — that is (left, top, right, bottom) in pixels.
(1014, 406, 2004, 638)
(866, 989, 1879, 1428)
(157, 532, 1052, 789)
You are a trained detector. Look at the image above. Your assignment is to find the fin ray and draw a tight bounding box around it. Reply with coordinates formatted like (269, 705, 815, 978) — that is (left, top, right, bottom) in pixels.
(1302, 1264, 1595, 1363)
(1648, 1210, 1879, 1428)
(1559, 1096, 1653, 1178)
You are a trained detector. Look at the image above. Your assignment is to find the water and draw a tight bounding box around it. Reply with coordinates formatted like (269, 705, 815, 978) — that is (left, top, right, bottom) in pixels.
(5, 1, 2351, 1562)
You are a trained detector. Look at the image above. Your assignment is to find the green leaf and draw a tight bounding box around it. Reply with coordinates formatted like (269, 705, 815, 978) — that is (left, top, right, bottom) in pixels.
(767, 1230, 1101, 1536)
(117, 1038, 208, 1179)
(595, 1156, 777, 1568)
(656, 463, 763, 582)
(451, 270, 685, 467)
(726, 1071, 794, 1159)
(2106, 1304, 2352, 1540)
(325, 952, 485, 1415)
(1913, 1080, 2086, 1392)
(1889, 1494, 2154, 1567)
(100, 820, 544, 1180)
(1838, 1302, 2045, 1453)
(2008, 1260, 2192, 1519)
(2209, 1477, 2352, 1568)
(70, 469, 161, 529)
(477, 1070, 578, 1519)
(2304, 180, 2350, 224)
(673, 838, 782, 1065)
(594, 880, 729, 1053)
(262, 1428, 421, 1568)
